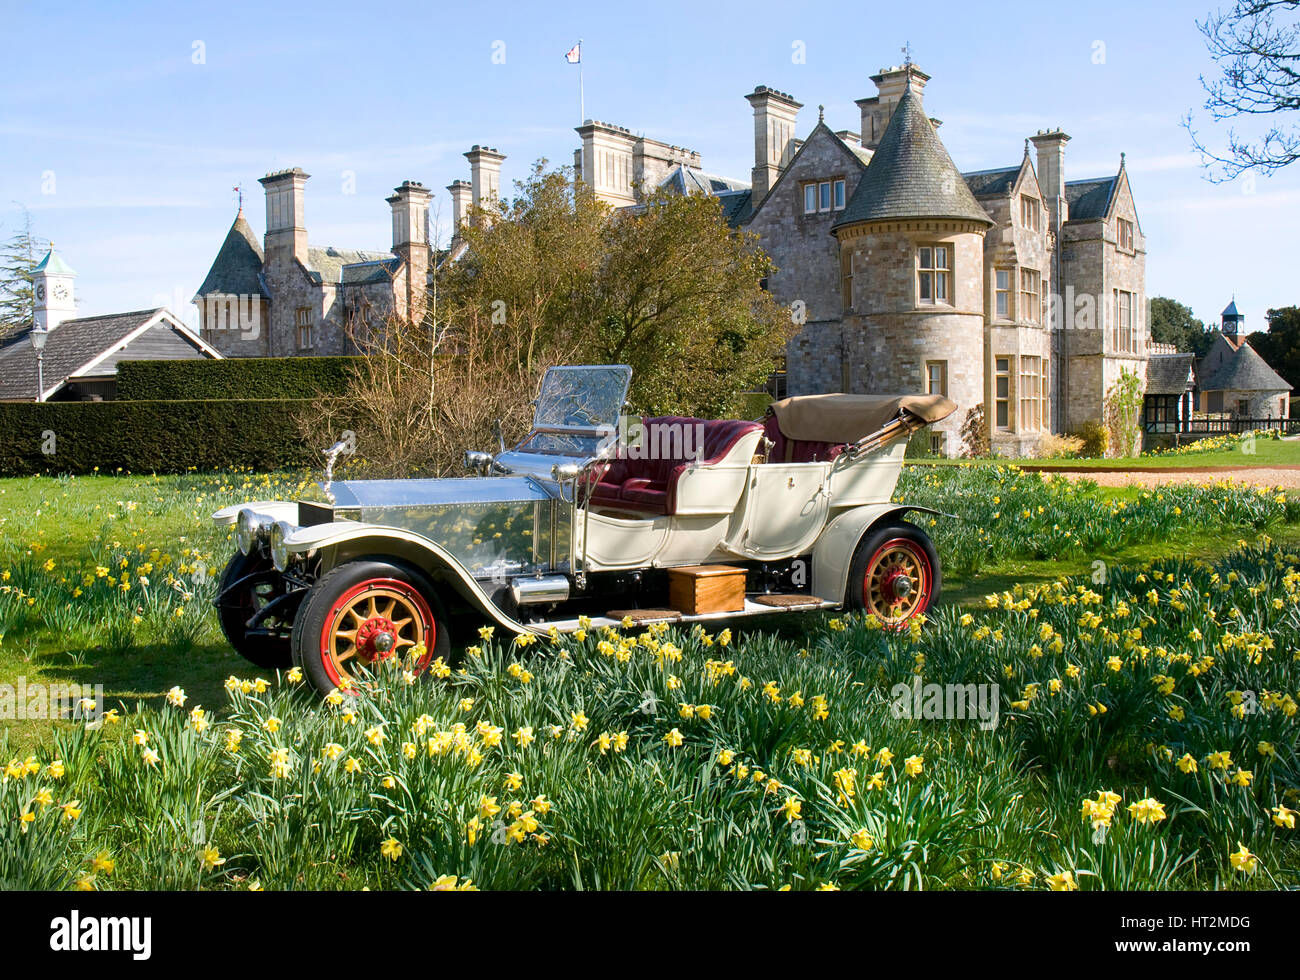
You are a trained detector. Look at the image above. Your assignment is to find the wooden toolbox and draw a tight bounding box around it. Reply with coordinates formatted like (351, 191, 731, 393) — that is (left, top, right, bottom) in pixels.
(667, 565, 747, 615)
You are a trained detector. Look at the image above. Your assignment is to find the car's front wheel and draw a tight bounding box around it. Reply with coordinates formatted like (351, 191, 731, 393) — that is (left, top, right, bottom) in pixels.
(291, 558, 449, 695)
(846, 521, 940, 628)
(215, 550, 297, 670)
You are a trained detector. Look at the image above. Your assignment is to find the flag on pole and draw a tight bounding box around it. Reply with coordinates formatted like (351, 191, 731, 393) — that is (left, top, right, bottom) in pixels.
(564, 41, 581, 64)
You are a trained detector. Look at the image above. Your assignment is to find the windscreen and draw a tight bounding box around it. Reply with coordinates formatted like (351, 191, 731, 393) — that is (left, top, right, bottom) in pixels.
(522, 365, 632, 456)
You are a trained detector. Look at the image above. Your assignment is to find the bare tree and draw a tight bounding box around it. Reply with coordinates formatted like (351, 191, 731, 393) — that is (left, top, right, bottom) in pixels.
(1186, 0, 1300, 179)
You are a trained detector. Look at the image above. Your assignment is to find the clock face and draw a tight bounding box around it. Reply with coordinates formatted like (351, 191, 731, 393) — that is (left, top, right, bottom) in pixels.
(35, 283, 45, 301)
(53, 283, 69, 302)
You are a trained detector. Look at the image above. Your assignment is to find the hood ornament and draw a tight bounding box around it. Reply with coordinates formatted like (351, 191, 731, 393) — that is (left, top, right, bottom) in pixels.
(322, 439, 350, 505)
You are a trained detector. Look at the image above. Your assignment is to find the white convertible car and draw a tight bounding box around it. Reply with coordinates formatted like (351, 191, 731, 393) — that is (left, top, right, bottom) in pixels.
(213, 365, 955, 694)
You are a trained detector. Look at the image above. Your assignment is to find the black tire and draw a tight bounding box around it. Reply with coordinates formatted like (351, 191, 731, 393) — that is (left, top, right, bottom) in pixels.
(846, 521, 941, 627)
(216, 551, 296, 670)
(291, 557, 450, 696)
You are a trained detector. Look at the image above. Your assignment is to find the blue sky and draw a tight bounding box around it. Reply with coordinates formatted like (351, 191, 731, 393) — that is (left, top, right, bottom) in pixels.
(2, 0, 1295, 334)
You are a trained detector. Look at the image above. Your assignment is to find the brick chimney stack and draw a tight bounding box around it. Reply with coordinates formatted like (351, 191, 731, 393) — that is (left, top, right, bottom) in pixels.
(745, 86, 801, 206)
(1029, 129, 1071, 227)
(388, 181, 431, 321)
(465, 145, 506, 222)
(447, 179, 472, 242)
(259, 168, 310, 266)
(856, 65, 929, 150)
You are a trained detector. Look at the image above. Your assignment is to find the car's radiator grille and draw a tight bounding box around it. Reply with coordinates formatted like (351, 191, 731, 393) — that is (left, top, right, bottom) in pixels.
(297, 501, 334, 527)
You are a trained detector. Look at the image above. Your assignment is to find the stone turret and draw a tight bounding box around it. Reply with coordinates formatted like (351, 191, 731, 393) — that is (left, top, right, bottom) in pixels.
(833, 80, 992, 454)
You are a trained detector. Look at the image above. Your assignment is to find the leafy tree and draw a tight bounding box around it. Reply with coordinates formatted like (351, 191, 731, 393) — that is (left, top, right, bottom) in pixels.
(1186, 0, 1300, 179)
(1245, 306, 1300, 393)
(446, 161, 791, 419)
(0, 207, 41, 341)
(1149, 296, 1212, 357)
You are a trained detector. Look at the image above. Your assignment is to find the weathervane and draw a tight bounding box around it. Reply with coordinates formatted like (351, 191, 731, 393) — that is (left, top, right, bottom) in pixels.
(232, 184, 243, 211)
(902, 41, 914, 68)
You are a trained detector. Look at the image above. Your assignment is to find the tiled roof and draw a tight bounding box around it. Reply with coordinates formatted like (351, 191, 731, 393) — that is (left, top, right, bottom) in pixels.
(962, 166, 1020, 198)
(195, 212, 269, 299)
(717, 189, 753, 227)
(834, 85, 992, 229)
(659, 164, 750, 196)
(1199, 341, 1291, 393)
(341, 257, 402, 285)
(1145, 353, 1195, 395)
(305, 246, 396, 285)
(1064, 177, 1116, 221)
(0, 309, 162, 400)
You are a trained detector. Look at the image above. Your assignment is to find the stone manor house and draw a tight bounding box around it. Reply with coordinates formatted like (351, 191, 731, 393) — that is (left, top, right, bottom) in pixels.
(195, 62, 1145, 455)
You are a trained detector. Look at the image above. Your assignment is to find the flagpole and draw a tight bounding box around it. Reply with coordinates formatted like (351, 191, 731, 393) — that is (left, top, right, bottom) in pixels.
(579, 38, 584, 124)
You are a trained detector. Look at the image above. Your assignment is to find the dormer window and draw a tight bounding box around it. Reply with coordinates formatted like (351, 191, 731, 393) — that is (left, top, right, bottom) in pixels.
(1020, 194, 1041, 232)
(917, 245, 951, 304)
(803, 178, 846, 214)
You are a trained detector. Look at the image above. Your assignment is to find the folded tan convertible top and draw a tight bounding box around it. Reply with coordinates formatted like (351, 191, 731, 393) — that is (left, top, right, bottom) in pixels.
(768, 393, 957, 443)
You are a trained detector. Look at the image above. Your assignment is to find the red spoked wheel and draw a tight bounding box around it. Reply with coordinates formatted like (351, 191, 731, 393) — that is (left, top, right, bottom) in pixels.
(292, 559, 448, 696)
(847, 522, 941, 630)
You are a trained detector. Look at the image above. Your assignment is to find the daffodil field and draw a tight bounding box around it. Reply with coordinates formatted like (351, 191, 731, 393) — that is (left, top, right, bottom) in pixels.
(0, 468, 1297, 890)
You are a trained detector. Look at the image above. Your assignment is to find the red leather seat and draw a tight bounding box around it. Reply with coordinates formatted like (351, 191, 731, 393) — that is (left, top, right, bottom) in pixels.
(589, 416, 763, 515)
(761, 413, 846, 463)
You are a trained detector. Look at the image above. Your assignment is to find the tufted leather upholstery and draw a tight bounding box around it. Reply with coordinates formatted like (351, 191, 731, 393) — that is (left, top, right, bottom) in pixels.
(761, 413, 847, 464)
(589, 416, 763, 515)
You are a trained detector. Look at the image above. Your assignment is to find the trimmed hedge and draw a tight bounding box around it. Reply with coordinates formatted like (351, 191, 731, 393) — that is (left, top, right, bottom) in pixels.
(0, 400, 319, 476)
(116, 356, 362, 400)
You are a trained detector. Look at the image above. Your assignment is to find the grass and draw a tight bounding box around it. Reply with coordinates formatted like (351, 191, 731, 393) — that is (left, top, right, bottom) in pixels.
(1, 466, 1298, 889)
(915, 432, 1300, 470)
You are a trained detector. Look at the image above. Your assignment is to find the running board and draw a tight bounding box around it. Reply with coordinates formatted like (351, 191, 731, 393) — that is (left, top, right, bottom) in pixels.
(538, 596, 839, 633)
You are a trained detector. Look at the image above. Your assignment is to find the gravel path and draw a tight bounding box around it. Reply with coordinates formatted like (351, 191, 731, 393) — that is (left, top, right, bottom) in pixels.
(1047, 467, 1300, 489)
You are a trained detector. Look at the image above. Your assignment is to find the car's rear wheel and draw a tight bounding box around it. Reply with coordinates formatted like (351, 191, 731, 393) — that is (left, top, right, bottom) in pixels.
(291, 558, 449, 695)
(846, 522, 940, 629)
(216, 550, 297, 670)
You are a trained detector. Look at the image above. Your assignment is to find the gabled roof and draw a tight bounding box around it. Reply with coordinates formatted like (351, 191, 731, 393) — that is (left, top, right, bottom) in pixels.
(1064, 177, 1117, 221)
(1199, 341, 1291, 394)
(834, 84, 992, 229)
(1145, 353, 1195, 395)
(195, 211, 268, 299)
(745, 120, 870, 225)
(0, 309, 216, 401)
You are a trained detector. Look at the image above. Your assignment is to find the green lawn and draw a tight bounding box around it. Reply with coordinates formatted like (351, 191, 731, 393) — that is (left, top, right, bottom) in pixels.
(3, 469, 1298, 890)
(913, 434, 1300, 470)
(2, 467, 1297, 753)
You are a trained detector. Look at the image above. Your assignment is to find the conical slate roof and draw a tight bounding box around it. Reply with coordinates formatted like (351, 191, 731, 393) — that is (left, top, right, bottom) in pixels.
(834, 83, 991, 229)
(195, 211, 269, 298)
(1199, 340, 1290, 393)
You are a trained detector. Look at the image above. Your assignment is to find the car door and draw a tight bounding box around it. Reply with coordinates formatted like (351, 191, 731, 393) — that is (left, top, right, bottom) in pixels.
(729, 462, 830, 559)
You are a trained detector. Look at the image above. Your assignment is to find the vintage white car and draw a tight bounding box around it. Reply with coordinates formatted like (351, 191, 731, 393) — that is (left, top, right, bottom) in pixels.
(213, 365, 955, 693)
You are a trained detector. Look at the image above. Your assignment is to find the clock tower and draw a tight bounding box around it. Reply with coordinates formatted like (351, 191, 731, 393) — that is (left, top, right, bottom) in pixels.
(33, 244, 77, 332)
